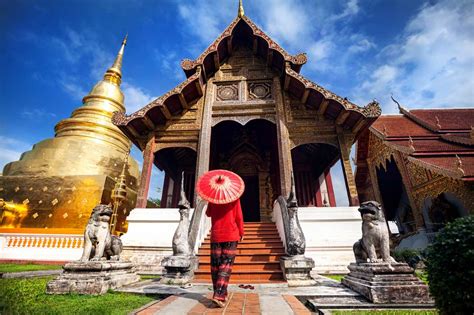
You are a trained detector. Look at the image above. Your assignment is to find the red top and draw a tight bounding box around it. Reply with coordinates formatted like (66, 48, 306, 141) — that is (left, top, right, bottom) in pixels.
(206, 199, 244, 243)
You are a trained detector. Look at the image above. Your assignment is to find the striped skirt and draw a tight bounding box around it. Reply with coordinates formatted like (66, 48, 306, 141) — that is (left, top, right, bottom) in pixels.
(210, 241, 238, 301)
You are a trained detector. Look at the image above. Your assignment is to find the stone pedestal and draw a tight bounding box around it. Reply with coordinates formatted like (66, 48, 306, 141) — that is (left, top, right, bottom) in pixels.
(161, 255, 199, 284)
(46, 261, 140, 295)
(280, 256, 316, 286)
(342, 263, 433, 304)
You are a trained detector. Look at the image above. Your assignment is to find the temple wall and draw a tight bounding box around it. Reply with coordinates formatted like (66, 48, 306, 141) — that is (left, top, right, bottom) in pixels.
(298, 206, 361, 274)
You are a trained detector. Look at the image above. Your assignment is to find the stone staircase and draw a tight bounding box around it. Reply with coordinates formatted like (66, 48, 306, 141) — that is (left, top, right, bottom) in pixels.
(194, 222, 285, 283)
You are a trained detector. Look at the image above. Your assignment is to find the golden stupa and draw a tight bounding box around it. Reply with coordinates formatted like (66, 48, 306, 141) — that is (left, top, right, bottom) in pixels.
(0, 36, 139, 234)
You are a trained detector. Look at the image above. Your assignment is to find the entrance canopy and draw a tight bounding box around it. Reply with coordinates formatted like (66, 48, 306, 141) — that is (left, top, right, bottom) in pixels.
(113, 15, 381, 151)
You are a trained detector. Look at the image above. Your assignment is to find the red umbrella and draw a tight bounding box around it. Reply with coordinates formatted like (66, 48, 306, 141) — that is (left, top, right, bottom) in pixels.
(196, 169, 245, 204)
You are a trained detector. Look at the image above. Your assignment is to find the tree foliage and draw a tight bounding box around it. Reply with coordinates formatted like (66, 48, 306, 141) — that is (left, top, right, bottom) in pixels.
(425, 215, 474, 314)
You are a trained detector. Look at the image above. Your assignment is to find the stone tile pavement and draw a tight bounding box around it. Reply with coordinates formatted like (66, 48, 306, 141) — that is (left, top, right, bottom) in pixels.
(131, 292, 312, 315)
(125, 275, 358, 314)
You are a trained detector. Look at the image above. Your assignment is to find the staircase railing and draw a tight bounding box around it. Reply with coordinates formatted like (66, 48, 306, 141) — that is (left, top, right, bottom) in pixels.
(273, 196, 288, 254)
(188, 199, 210, 255)
(272, 173, 307, 257)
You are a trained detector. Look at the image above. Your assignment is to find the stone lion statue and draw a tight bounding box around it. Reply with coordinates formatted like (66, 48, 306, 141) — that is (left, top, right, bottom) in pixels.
(80, 204, 122, 262)
(353, 201, 396, 264)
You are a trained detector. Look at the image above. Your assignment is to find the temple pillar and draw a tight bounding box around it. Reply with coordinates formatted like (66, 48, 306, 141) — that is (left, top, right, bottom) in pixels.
(337, 128, 359, 206)
(136, 135, 155, 208)
(273, 76, 292, 197)
(195, 77, 214, 202)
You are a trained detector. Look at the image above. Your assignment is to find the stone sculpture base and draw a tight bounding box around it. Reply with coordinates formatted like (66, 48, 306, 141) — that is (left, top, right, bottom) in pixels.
(280, 256, 316, 286)
(46, 261, 140, 295)
(161, 255, 199, 285)
(342, 262, 433, 304)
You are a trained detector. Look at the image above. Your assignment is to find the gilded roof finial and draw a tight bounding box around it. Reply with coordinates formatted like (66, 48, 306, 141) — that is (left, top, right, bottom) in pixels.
(408, 136, 415, 152)
(105, 34, 128, 85)
(238, 0, 245, 18)
(456, 155, 465, 176)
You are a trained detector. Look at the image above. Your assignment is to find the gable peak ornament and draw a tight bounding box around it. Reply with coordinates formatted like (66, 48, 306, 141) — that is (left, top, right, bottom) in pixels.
(238, 0, 245, 18)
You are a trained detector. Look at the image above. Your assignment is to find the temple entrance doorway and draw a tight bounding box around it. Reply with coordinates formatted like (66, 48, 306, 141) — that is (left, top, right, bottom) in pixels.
(210, 119, 280, 222)
(376, 156, 414, 233)
(291, 143, 339, 207)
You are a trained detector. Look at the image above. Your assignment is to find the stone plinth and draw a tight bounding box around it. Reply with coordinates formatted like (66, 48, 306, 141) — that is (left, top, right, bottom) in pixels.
(120, 208, 194, 274)
(280, 256, 316, 286)
(161, 255, 198, 285)
(342, 262, 433, 304)
(46, 261, 140, 295)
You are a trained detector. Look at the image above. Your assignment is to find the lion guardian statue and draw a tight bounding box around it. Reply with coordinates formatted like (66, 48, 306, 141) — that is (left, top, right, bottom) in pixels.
(80, 204, 122, 262)
(353, 201, 396, 264)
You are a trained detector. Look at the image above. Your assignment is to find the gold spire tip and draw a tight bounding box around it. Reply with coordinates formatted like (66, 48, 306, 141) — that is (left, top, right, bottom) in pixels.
(122, 34, 128, 47)
(238, 0, 244, 18)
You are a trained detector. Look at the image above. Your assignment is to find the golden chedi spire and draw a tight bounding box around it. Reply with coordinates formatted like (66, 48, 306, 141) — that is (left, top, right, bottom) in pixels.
(1, 35, 139, 232)
(3, 35, 139, 183)
(238, 0, 245, 18)
(55, 35, 130, 150)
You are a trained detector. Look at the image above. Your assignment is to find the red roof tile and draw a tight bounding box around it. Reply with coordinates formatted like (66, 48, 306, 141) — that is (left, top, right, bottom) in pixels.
(409, 108, 474, 131)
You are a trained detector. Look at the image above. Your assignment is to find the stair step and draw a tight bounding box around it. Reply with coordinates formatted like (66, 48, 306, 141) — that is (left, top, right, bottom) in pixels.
(203, 236, 281, 241)
(201, 239, 283, 245)
(199, 248, 284, 255)
(197, 262, 281, 271)
(194, 270, 284, 281)
(198, 254, 283, 262)
(199, 243, 282, 249)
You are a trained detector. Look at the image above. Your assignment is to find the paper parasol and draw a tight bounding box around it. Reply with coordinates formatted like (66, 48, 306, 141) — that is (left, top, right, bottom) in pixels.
(196, 169, 245, 204)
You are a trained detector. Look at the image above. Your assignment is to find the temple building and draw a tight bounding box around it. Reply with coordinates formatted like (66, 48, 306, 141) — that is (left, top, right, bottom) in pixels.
(0, 37, 139, 235)
(355, 104, 474, 244)
(112, 11, 381, 221)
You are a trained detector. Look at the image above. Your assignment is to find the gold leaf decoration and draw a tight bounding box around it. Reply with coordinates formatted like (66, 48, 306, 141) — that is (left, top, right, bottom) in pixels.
(32, 213, 39, 219)
(14, 186, 20, 192)
(48, 213, 52, 218)
(22, 199, 30, 205)
(43, 186, 48, 192)
(62, 213, 68, 219)
(51, 198, 58, 206)
(38, 200, 43, 204)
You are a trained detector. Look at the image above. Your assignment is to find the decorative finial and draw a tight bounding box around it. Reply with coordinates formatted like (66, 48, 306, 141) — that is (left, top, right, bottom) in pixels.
(120, 150, 130, 176)
(391, 94, 406, 113)
(435, 116, 441, 129)
(456, 155, 465, 176)
(408, 136, 415, 152)
(238, 0, 245, 18)
(287, 171, 298, 208)
(105, 34, 128, 84)
(178, 171, 191, 210)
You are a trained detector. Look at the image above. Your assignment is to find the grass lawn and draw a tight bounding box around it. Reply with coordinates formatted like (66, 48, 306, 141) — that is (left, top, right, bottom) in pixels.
(332, 311, 437, 315)
(0, 276, 156, 315)
(0, 263, 63, 273)
(140, 275, 161, 280)
(323, 274, 345, 282)
(323, 271, 429, 285)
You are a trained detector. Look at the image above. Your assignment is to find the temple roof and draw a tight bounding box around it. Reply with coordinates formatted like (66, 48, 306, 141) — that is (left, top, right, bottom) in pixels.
(355, 107, 474, 184)
(113, 14, 381, 149)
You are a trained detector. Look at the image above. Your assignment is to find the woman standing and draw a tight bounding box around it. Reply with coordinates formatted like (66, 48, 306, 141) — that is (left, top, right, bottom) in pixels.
(196, 170, 245, 308)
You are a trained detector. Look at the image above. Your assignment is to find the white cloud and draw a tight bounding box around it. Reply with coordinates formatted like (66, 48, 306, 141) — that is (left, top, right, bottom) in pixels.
(0, 136, 32, 174)
(330, 162, 349, 207)
(354, 0, 474, 112)
(122, 82, 156, 114)
(21, 108, 57, 120)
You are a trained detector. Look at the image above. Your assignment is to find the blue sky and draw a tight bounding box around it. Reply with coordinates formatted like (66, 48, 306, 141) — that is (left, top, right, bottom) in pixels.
(1, 0, 473, 204)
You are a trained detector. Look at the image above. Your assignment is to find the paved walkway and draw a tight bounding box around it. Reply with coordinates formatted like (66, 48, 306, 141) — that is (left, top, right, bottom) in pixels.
(125, 275, 359, 314)
(132, 292, 311, 315)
